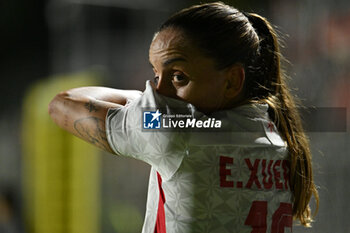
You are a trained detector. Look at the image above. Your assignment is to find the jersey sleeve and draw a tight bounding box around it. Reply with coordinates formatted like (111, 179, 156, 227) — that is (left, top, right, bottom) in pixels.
(105, 81, 191, 180)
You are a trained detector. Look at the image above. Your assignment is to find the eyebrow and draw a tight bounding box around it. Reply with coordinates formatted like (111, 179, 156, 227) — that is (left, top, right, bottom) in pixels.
(162, 57, 187, 66)
(149, 57, 187, 69)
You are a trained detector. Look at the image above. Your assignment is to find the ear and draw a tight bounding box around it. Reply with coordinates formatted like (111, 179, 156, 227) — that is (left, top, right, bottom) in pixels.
(224, 64, 245, 99)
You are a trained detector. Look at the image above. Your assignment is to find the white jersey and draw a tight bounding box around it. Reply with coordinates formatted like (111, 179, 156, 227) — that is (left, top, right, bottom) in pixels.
(106, 81, 293, 233)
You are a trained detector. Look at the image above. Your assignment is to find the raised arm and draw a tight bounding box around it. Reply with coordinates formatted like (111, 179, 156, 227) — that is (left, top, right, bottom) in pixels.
(48, 86, 142, 153)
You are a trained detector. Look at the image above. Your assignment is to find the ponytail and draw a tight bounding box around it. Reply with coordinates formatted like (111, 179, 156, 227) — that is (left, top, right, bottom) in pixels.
(244, 12, 319, 226)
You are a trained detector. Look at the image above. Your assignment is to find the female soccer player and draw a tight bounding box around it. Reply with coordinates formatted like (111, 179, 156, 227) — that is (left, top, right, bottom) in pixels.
(49, 2, 319, 232)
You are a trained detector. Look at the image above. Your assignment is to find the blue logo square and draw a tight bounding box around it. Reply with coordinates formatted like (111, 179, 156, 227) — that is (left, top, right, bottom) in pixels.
(143, 110, 162, 129)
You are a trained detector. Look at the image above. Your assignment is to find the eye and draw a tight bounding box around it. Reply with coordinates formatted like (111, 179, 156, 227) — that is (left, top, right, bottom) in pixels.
(153, 76, 159, 85)
(172, 73, 188, 84)
(173, 74, 185, 82)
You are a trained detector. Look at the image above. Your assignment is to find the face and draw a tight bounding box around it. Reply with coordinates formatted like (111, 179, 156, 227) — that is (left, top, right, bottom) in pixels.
(149, 27, 232, 113)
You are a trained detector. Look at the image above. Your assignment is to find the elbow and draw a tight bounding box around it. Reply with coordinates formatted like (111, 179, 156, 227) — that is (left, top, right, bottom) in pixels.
(48, 91, 69, 122)
(48, 98, 56, 119)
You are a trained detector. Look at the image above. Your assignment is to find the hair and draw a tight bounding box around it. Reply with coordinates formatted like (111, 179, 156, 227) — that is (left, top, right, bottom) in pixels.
(158, 2, 319, 227)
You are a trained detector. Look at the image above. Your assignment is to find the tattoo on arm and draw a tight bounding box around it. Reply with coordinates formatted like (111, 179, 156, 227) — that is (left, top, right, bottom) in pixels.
(73, 116, 110, 151)
(84, 100, 100, 112)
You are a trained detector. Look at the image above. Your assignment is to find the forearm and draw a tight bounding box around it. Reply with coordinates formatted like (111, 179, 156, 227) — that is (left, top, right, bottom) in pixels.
(48, 87, 141, 153)
(64, 86, 142, 105)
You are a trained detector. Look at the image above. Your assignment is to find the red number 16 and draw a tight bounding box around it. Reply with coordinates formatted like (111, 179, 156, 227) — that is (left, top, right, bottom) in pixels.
(244, 201, 292, 233)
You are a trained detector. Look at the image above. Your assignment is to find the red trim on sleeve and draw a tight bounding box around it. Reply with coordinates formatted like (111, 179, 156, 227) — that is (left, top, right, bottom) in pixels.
(154, 172, 166, 233)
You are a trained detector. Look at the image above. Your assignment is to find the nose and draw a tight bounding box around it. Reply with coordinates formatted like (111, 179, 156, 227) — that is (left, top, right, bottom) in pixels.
(154, 76, 175, 97)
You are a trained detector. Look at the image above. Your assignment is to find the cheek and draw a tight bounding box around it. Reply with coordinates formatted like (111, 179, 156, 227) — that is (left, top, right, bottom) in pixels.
(175, 82, 212, 105)
(174, 86, 193, 101)
(185, 81, 228, 111)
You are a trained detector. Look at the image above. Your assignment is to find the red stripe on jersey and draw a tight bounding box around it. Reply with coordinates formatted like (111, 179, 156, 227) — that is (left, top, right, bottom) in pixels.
(154, 172, 166, 233)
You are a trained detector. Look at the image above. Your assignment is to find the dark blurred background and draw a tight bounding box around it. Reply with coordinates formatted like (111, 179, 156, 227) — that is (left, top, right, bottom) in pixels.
(0, 0, 349, 232)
